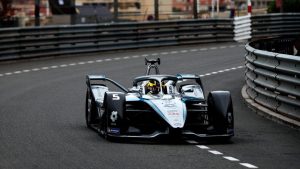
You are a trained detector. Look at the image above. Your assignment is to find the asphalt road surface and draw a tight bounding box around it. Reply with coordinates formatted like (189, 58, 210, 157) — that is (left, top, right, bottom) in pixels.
(0, 43, 299, 169)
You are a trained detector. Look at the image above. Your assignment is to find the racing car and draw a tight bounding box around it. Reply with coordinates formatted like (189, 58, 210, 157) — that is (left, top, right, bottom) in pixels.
(85, 58, 234, 141)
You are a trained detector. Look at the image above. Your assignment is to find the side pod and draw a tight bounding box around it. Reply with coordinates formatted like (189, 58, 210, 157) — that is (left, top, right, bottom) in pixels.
(207, 91, 234, 135)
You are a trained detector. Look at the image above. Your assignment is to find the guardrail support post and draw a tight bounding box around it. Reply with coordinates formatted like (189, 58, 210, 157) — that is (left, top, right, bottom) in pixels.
(35, 0, 40, 26)
(193, 0, 198, 19)
(154, 0, 159, 21)
(113, 0, 118, 22)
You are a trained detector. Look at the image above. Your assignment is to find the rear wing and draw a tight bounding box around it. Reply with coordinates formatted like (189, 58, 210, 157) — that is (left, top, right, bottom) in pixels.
(86, 75, 128, 93)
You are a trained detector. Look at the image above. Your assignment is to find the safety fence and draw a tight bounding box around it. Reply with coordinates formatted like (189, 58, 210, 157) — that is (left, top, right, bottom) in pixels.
(0, 19, 233, 61)
(233, 14, 251, 41)
(244, 37, 300, 124)
(233, 13, 300, 42)
(251, 13, 300, 39)
(1, 13, 300, 61)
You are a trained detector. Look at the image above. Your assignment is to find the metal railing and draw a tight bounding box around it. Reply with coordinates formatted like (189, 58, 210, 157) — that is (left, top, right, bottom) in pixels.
(244, 37, 300, 123)
(0, 19, 233, 61)
(251, 13, 300, 39)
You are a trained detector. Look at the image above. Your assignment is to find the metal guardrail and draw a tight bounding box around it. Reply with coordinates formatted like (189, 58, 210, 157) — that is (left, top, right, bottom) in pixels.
(233, 13, 300, 42)
(244, 37, 300, 124)
(251, 13, 300, 39)
(0, 19, 233, 61)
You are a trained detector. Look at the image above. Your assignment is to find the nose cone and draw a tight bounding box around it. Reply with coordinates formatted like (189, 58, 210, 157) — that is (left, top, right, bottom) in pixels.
(145, 97, 187, 128)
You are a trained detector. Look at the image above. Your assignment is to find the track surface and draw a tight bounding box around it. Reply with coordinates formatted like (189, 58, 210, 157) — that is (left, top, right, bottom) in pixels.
(0, 43, 299, 169)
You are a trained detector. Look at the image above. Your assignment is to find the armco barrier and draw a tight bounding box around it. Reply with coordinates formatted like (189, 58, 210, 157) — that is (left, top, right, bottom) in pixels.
(233, 13, 300, 42)
(0, 19, 233, 61)
(244, 37, 300, 127)
(251, 13, 300, 39)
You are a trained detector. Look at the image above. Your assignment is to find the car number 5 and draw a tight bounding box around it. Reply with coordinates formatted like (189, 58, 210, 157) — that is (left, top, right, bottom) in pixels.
(112, 94, 120, 100)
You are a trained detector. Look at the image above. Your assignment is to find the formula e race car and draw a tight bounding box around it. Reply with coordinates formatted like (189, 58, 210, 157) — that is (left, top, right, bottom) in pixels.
(85, 58, 234, 141)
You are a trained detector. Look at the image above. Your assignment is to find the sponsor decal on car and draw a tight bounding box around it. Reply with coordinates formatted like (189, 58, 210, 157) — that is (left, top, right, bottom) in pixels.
(110, 111, 118, 122)
(108, 127, 120, 134)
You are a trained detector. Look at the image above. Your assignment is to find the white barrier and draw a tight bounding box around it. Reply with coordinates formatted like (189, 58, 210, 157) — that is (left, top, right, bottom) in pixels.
(234, 14, 251, 42)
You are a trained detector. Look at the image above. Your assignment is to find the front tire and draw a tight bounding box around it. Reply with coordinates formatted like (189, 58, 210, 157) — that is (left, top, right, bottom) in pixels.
(208, 91, 234, 136)
(85, 90, 97, 129)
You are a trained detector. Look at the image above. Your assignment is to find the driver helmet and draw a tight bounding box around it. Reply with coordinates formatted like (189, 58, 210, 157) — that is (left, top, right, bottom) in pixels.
(146, 80, 160, 94)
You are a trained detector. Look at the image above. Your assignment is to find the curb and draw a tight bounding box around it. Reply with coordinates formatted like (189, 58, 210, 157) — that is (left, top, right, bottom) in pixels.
(241, 85, 300, 130)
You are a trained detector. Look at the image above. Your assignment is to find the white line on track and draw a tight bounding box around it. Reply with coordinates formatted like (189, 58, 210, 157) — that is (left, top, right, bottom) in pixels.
(51, 66, 58, 69)
(208, 150, 223, 155)
(190, 141, 258, 168)
(32, 68, 40, 71)
(14, 71, 22, 74)
(0, 44, 245, 78)
(223, 156, 240, 161)
(196, 145, 210, 149)
(240, 163, 258, 168)
(60, 64, 67, 67)
(69, 63, 77, 66)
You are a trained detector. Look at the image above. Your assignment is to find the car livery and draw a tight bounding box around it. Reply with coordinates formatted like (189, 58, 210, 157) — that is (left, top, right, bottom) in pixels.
(85, 58, 234, 140)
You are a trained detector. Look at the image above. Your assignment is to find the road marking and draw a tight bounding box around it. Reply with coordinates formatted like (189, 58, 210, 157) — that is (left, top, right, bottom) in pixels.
(190, 49, 198, 52)
(223, 156, 240, 161)
(32, 68, 40, 71)
(160, 52, 169, 55)
(208, 150, 223, 155)
(14, 71, 22, 74)
(188, 137, 258, 168)
(180, 50, 188, 53)
(51, 66, 58, 69)
(186, 140, 198, 144)
(0, 44, 244, 77)
(196, 145, 210, 149)
(240, 163, 258, 168)
(69, 63, 77, 66)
